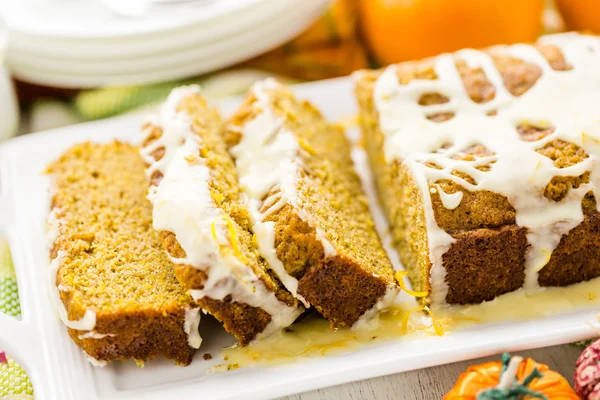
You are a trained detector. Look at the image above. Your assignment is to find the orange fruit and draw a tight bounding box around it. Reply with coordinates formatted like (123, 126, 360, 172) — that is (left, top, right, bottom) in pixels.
(556, 0, 600, 33)
(359, 0, 545, 64)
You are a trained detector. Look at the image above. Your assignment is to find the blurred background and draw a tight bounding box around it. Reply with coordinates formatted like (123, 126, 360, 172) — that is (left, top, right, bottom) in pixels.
(0, 0, 599, 398)
(0, 0, 598, 139)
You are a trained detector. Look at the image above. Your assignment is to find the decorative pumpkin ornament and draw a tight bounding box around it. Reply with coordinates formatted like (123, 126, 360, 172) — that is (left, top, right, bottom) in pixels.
(575, 338, 600, 399)
(444, 353, 579, 399)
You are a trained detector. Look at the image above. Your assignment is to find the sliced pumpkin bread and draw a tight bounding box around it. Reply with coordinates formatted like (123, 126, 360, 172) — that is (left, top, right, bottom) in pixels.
(46, 141, 199, 366)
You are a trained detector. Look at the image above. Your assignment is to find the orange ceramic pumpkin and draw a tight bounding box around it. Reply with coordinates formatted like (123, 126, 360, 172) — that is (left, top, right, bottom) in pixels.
(556, 0, 600, 34)
(444, 353, 579, 399)
(358, 0, 545, 65)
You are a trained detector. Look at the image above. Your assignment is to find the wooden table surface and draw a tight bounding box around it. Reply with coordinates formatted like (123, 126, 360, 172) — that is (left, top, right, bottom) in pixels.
(284, 345, 582, 400)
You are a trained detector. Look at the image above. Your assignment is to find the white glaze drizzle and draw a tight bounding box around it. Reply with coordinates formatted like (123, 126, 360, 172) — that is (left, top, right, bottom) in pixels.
(431, 184, 463, 210)
(229, 79, 336, 306)
(352, 285, 399, 331)
(46, 204, 98, 330)
(85, 354, 107, 368)
(252, 219, 304, 304)
(143, 87, 302, 340)
(140, 85, 202, 182)
(48, 250, 96, 331)
(46, 185, 96, 331)
(184, 307, 202, 349)
(46, 207, 61, 248)
(57, 284, 71, 292)
(373, 33, 600, 305)
(78, 331, 115, 340)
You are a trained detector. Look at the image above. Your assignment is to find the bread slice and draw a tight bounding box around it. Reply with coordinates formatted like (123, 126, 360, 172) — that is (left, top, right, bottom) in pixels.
(46, 141, 199, 366)
(140, 87, 303, 345)
(225, 79, 399, 328)
(354, 32, 600, 306)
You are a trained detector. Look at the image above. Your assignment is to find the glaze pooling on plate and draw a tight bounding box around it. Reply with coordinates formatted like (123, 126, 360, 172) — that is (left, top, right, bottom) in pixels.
(184, 307, 202, 349)
(374, 33, 600, 306)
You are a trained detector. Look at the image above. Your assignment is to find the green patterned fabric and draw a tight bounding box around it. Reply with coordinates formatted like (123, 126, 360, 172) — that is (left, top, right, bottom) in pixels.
(72, 70, 290, 121)
(0, 240, 34, 399)
(74, 80, 194, 120)
(573, 340, 595, 348)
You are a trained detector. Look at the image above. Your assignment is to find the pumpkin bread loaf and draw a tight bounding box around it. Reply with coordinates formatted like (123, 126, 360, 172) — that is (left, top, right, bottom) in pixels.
(141, 87, 302, 345)
(46, 141, 199, 366)
(355, 32, 600, 307)
(225, 79, 399, 328)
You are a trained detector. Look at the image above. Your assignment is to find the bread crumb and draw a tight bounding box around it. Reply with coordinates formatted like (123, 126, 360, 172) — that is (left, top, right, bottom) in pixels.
(203, 353, 212, 360)
(207, 364, 229, 374)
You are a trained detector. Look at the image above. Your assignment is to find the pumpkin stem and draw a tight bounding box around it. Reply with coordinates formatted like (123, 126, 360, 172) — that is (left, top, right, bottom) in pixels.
(500, 352, 511, 373)
(496, 354, 523, 390)
(477, 353, 548, 400)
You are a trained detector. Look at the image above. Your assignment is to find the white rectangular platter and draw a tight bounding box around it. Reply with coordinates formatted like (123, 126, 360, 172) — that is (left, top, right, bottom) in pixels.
(0, 77, 598, 400)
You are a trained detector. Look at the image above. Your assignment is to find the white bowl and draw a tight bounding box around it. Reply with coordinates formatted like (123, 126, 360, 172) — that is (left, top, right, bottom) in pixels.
(9, 0, 327, 88)
(7, 0, 297, 60)
(2, 0, 260, 39)
(7, 0, 316, 74)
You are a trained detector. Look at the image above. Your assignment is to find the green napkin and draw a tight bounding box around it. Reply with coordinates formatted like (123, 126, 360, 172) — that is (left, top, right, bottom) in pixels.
(0, 240, 34, 398)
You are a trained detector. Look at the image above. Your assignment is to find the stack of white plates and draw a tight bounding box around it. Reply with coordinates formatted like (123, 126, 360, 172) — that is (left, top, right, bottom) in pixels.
(0, 0, 329, 88)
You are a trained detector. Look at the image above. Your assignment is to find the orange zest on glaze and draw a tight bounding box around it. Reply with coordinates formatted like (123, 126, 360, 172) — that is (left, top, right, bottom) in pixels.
(529, 160, 542, 183)
(211, 219, 219, 242)
(297, 138, 316, 155)
(401, 305, 445, 336)
(424, 306, 445, 336)
(223, 216, 249, 264)
(401, 306, 427, 334)
(211, 217, 249, 264)
(395, 270, 428, 297)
